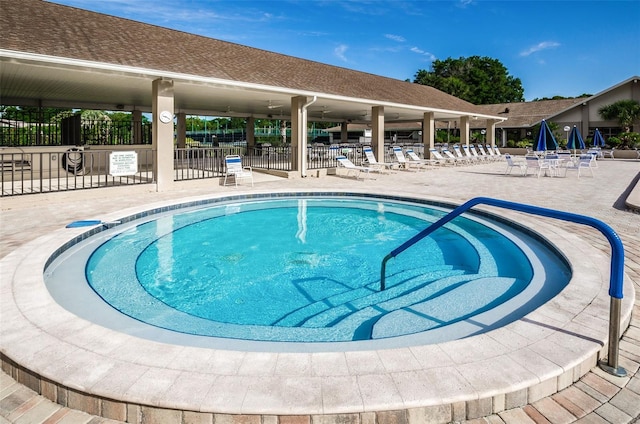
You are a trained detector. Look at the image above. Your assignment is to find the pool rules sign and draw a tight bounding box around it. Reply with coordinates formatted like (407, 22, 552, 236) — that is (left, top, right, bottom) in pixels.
(109, 151, 138, 176)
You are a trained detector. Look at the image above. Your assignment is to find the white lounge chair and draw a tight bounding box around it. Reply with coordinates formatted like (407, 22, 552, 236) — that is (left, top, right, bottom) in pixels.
(224, 154, 254, 187)
(429, 148, 455, 165)
(392, 146, 422, 171)
(475, 144, 493, 161)
(452, 145, 472, 164)
(485, 145, 499, 161)
(470, 145, 487, 162)
(441, 148, 462, 165)
(406, 149, 441, 167)
(493, 146, 505, 160)
(461, 145, 479, 164)
(363, 146, 396, 172)
(504, 154, 526, 176)
(564, 154, 595, 178)
(336, 155, 376, 180)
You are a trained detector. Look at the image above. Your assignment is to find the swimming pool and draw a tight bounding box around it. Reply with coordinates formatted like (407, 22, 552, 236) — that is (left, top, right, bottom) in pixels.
(45, 193, 570, 350)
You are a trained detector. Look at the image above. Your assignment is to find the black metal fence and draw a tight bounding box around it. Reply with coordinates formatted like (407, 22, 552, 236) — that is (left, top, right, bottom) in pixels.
(0, 108, 152, 146)
(1, 149, 155, 197)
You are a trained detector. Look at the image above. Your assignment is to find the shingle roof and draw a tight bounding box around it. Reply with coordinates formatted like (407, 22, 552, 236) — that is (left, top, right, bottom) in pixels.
(1, 0, 483, 116)
(475, 99, 583, 128)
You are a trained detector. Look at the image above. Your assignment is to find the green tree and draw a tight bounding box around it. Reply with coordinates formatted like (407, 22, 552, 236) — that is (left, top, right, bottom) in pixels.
(598, 99, 640, 133)
(413, 56, 524, 104)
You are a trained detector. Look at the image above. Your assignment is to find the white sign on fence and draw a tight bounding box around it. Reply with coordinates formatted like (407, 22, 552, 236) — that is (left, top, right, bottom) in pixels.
(109, 151, 138, 176)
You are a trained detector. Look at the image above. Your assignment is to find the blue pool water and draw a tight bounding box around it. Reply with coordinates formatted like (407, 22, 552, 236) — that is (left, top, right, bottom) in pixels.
(46, 194, 571, 349)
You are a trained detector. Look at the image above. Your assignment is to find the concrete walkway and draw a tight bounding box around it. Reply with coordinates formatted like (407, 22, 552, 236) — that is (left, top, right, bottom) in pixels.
(1, 158, 639, 423)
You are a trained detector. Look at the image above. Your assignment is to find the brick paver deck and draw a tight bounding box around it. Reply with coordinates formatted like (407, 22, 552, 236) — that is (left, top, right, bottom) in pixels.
(1, 158, 639, 423)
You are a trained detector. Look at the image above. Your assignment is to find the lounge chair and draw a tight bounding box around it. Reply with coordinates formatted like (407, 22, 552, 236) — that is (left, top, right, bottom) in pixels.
(461, 145, 479, 164)
(224, 154, 254, 187)
(485, 145, 500, 161)
(336, 155, 377, 180)
(469, 145, 487, 162)
(406, 149, 442, 167)
(504, 154, 526, 176)
(475, 144, 493, 161)
(363, 146, 396, 172)
(564, 154, 595, 178)
(493, 146, 505, 160)
(452, 145, 472, 164)
(392, 146, 422, 171)
(429, 148, 456, 165)
(441, 148, 462, 165)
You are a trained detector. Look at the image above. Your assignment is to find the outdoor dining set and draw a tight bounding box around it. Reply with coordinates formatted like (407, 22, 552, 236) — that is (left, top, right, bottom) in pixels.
(504, 120, 607, 178)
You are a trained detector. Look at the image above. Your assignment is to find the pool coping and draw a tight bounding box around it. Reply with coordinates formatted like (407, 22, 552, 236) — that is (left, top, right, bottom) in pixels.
(0, 188, 636, 421)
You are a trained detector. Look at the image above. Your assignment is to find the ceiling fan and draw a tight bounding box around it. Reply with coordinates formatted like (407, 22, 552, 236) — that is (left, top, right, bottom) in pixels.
(267, 100, 283, 109)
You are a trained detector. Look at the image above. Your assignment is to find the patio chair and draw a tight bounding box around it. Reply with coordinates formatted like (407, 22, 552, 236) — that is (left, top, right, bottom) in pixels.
(363, 146, 396, 172)
(224, 155, 254, 187)
(336, 155, 377, 180)
(564, 154, 595, 178)
(504, 154, 526, 176)
(601, 148, 615, 159)
(524, 155, 552, 178)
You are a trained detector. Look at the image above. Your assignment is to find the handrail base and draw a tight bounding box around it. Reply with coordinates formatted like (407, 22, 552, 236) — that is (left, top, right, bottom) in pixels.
(598, 360, 628, 378)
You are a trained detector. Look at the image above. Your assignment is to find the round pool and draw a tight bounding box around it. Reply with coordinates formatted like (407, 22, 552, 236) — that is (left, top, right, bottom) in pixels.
(44, 193, 571, 351)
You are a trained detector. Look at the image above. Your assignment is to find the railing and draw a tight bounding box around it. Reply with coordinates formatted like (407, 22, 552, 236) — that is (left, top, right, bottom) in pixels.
(0, 111, 152, 146)
(174, 147, 240, 181)
(1, 149, 155, 196)
(379, 196, 627, 377)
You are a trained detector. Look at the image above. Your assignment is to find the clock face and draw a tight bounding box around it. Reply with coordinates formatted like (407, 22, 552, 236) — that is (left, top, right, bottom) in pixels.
(159, 111, 173, 124)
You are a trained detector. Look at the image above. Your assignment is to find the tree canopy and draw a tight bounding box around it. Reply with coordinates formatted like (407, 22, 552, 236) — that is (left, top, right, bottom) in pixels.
(598, 99, 640, 133)
(413, 56, 525, 105)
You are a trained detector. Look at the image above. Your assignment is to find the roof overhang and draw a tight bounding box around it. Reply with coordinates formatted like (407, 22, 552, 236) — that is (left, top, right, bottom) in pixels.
(1, 49, 504, 124)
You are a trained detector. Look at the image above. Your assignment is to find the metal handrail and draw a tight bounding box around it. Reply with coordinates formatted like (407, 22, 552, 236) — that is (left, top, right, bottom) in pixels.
(379, 196, 627, 377)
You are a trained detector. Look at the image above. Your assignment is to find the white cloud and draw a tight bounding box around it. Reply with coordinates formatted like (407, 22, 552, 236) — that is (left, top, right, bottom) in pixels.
(385, 34, 406, 43)
(410, 47, 436, 61)
(520, 41, 561, 57)
(334, 44, 349, 62)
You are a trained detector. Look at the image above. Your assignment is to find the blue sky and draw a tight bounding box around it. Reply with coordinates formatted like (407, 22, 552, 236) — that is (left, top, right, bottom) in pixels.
(49, 0, 639, 101)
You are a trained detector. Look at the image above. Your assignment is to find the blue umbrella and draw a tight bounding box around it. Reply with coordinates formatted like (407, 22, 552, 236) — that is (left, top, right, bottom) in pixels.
(566, 125, 585, 152)
(592, 128, 605, 147)
(534, 120, 558, 151)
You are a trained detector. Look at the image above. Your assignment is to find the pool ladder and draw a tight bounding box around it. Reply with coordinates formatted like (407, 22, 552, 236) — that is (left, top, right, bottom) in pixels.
(380, 196, 627, 378)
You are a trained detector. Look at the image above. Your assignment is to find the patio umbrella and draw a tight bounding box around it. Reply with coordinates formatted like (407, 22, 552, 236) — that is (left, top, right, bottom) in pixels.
(566, 125, 585, 153)
(534, 120, 559, 152)
(592, 128, 606, 147)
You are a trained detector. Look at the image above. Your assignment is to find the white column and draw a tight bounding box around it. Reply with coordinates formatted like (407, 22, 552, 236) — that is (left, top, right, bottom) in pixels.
(423, 112, 435, 158)
(290, 96, 306, 176)
(371, 106, 384, 162)
(486, 119, 499, 147)
(460, 116, 470, 147)
(152, 78, 175, 192)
